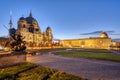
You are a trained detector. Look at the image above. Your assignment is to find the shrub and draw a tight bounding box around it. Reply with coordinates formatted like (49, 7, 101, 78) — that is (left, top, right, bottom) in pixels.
(0, 62, 38, 79)
(49, 71, 85, 80)
(0, 63, 85, 80)
(18, 66, 55, 80)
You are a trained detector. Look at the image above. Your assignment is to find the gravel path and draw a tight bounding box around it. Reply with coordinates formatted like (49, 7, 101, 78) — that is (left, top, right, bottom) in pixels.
(110, 50, 120, 55)
(27, 53, 120, 80)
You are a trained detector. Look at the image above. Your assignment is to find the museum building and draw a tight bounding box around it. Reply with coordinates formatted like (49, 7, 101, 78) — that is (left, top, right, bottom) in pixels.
(60, 32, 111, 49)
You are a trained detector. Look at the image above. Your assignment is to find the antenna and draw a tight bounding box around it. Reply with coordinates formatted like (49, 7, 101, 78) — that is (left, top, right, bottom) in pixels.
(9, 9, 13, 28)
(10, 9, 12, 19)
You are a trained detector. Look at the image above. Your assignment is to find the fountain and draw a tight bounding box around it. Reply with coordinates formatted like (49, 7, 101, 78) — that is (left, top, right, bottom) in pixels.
(0, 28, 27, 67)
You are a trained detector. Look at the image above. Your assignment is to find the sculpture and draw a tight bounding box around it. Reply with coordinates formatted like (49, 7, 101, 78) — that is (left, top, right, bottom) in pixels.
(7, 28, 26, 51)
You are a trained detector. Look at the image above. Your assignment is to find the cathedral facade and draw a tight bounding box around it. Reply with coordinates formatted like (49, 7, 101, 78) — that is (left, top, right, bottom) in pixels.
(16, 12, 53, 47)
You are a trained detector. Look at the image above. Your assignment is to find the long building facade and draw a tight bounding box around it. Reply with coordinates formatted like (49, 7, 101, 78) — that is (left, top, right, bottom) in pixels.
(60, 32, 111, 49)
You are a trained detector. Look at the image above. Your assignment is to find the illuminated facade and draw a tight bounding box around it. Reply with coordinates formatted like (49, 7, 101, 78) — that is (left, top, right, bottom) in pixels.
(60, 32, 111, 49)
(110, 41, 120, 51)
(0, 12, 119, 50)
(16, 12, 53, 47)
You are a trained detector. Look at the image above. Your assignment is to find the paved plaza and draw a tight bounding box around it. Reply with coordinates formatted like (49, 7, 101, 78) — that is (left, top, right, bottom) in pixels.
(27, 53, 120, 80)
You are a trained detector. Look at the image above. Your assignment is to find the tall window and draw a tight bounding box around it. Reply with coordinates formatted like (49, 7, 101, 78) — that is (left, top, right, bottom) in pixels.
(29, 27, 34, 33)
(23, 24, 25, 28)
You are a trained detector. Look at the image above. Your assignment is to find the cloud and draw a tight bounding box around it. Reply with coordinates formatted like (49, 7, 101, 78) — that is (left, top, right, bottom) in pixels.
(80, 30, 115, 35)
(110, 34, 120, 35)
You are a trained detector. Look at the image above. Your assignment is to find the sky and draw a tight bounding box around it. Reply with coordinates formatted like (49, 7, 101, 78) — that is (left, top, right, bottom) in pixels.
(0, 0, 120, 39)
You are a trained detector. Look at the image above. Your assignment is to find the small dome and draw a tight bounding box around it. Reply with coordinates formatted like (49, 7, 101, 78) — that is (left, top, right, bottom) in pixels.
(46, 26, 51, 30)
(100, 32, 108, 38)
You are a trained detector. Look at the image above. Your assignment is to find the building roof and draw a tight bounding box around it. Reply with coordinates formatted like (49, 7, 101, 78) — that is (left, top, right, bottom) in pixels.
(19, 16, 26, 20)
(19, 12, 38, 24)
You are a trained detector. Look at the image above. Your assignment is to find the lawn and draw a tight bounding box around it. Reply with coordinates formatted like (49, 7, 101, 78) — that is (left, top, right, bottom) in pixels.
(53, 49, 120, 62)
(0, 62, 85, 80)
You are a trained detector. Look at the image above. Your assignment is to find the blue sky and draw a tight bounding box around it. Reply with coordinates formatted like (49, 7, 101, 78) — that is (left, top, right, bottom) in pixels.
(0, 0, 120, 39)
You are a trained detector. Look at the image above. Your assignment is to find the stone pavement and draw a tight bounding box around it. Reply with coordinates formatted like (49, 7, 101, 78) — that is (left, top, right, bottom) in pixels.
(27, 53, 120, 80)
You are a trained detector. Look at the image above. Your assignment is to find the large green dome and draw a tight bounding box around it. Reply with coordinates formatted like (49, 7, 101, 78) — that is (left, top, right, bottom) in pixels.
(25, 11, 37, 24)
(26, 16, 36, 24)
(19, 16, 26, 20)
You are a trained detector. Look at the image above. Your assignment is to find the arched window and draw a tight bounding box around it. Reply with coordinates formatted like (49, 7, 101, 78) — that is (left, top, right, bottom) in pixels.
(36, 29, 39, 31)
(23, 24, 25, 28)
(29, 27, 34, 33)
(18, 24, 20, 27)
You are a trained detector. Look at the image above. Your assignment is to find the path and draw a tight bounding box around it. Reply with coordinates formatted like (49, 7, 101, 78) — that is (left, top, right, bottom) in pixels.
(110, 50, 120, 55)
(27, 53, 120, 80)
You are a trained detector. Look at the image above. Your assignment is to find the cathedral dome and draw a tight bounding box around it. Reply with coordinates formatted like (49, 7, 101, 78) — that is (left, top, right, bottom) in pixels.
(100, 32, 108, 38)
(19, 17, 25, 20)
(32, 19, 38, 24)
(26, 11, 37, 24)
(26, 16, 36, 24)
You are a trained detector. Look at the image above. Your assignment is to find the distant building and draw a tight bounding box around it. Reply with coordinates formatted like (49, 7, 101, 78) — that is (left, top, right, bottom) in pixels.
(0, 37, 9, 48)
(60, 32, 111, 49)
(110, 41, 120, 51)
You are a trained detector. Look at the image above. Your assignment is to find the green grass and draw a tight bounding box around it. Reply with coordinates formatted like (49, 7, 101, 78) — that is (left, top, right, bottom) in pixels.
(53, 49, 120, 62)
(0, 62, 85, 80)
